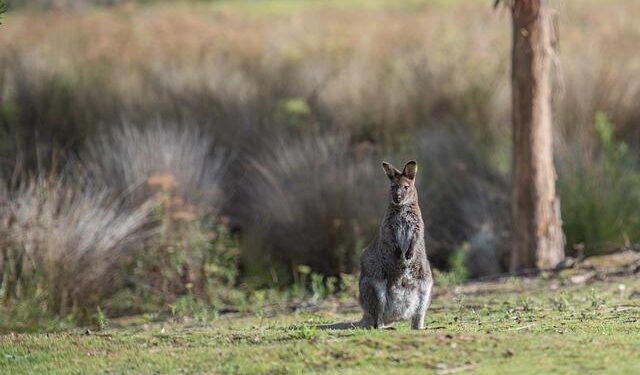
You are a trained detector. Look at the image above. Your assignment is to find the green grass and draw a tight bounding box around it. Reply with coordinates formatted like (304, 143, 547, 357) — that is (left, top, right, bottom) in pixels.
(2, 275, 639, 374)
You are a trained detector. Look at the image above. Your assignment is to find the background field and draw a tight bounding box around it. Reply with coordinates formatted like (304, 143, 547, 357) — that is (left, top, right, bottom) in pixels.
(1, 0, 640, 341)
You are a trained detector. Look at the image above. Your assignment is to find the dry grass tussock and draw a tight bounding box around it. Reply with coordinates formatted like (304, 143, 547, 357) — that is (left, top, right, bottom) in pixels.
(0, 176, 155, 317)
(0, 123, 233, 325)
(82, 123, 227, 211)
(236, 134, 384, 282)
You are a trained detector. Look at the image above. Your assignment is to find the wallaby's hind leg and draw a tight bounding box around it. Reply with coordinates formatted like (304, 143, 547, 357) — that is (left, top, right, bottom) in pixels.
(359, 277, 386, 329)
(411, 279, 433, 330)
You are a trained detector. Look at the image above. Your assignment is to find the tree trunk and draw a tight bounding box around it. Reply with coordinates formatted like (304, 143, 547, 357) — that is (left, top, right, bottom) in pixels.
(510, 0, 564, 271)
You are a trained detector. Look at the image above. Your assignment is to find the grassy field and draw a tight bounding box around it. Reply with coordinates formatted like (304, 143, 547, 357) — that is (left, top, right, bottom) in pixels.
(2, 273, 639, 374)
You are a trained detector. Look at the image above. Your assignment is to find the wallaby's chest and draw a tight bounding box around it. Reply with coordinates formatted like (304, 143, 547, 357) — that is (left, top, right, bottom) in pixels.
(387, 210, 420, 252)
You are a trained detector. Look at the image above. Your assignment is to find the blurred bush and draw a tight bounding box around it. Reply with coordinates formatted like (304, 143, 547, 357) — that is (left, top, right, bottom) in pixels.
(0, 1, 513, 171)
(558, 112, 640, 256)
(3, 1, 639, 165)
(0, 175, 155, 322)
(83, 123, 227, 209)
(233, 134, 383, 285)
(412, 129, 510, 277)
(0, 124, 238, 329)
(83, 123, 240, 315)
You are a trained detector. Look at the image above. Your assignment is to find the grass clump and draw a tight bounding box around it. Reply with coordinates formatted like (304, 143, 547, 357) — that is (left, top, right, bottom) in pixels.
(0, 176, 155, 328)
(236, 134, 382, 284)
(0, 123, 239, 330)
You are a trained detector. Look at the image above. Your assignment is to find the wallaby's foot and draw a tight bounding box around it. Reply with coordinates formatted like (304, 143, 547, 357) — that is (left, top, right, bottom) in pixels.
(372, 320, 386, 329)
(411, 311, 426, 330)
(411, 279, 432, 330)
(359, 277, 387, 330)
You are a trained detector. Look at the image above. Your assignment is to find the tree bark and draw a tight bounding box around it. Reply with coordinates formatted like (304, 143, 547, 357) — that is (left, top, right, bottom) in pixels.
(510, 0, 565, 271)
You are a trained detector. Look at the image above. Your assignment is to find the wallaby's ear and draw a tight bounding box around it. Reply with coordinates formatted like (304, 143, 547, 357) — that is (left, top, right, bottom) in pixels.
(402, 160, 418, 180)
(382, 161, 400, 180)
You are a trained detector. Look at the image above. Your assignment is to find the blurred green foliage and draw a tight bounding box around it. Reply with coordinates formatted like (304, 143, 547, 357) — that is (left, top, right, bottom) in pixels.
(0, 1, 7, 21)
(560, 112, 640, 255)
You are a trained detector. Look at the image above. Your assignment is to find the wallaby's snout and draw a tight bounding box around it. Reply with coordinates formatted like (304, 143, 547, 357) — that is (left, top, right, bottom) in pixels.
(382, 160, 418, 206)
(392, 190, 402, 204)
(390, 183, 406, 204)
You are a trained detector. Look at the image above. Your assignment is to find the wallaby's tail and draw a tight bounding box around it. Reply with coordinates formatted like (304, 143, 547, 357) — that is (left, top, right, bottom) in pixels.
(317, 319, 368, 330)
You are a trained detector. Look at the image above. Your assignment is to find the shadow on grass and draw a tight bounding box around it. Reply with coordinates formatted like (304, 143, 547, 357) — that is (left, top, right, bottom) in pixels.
(316, 321, 363, 330)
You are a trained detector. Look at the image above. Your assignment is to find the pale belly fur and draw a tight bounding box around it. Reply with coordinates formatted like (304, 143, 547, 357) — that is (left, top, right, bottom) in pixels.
(382, 269, 420, 323)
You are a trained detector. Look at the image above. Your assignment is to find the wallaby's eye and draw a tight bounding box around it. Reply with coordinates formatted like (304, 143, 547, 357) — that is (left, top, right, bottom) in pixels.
(404, 186, 409, 190)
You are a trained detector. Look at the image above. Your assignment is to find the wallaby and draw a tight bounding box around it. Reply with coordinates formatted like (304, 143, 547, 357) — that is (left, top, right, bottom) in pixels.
(358, 160, 433, 329)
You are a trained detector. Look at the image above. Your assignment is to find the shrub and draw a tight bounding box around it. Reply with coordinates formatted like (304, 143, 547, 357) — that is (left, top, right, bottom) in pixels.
(558, 113, 640, 256)
(81, 123, 240, 312)
(0, 122, 240, 326)
(117, 216, 244, 317)
(83, 123, 227, 212)
(412, 129, 510, 277)
(0, 1, 6, 21)
(233, 129, 510, 282)
(235, 134, 383, 284)
(0, 176, 155, 322)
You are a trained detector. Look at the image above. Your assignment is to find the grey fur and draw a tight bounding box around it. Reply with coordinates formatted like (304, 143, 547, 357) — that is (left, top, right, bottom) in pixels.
(358, 160, 433, 329)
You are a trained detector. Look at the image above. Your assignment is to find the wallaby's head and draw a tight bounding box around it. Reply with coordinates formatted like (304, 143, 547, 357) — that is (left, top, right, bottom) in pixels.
(381, 160, 418, 206)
